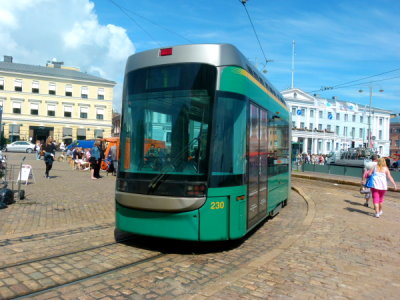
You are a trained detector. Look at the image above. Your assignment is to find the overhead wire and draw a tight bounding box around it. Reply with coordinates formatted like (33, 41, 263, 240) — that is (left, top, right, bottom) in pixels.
(239, 0, 270, 66)
(328, 75, 400, 90)
(108, 0, 193, 44)
(108, 0, 161, 47)
(309, 67, 400, 93)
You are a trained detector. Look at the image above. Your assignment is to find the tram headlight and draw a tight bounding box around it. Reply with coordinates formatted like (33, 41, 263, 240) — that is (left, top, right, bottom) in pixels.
(185, 184, 207, 197)
(117, 179, 128, 192)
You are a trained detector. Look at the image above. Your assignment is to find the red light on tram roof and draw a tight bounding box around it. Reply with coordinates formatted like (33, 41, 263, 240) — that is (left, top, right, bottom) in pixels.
(159, 48, 173, 56)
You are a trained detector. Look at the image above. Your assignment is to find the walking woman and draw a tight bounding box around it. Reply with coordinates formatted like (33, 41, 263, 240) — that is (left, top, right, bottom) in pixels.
(42, 136, 56, 178)
(368, 157, 397, 218)
(90, 140, 102, 179)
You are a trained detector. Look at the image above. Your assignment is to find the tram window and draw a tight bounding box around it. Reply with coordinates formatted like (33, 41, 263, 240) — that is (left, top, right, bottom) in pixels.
(210, 93, 246, 187)
(267, 114, 289, 176)
(121, 63, 216, 177)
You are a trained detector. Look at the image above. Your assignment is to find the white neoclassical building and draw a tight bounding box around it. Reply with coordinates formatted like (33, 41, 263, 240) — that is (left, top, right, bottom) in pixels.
(282, 88, 391, 156)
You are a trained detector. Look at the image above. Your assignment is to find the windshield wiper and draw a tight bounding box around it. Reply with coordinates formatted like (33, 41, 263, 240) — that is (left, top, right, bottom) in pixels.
(147, 136, 200, 194)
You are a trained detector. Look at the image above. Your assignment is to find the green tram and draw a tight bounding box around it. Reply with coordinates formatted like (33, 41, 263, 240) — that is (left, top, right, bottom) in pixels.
(116, 44, 290, 241)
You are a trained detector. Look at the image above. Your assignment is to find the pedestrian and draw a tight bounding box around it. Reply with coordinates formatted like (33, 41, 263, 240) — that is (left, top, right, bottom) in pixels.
(35, 141, 41, 160)
(42, 136, 56, 179)
(109, 144, 118, 176)
(89, 140, 102, 179)
(360, 155, 378, 207)
(367, 157, 397, 218)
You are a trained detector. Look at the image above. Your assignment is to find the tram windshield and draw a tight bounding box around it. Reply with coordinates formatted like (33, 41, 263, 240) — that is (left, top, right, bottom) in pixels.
(120, 63, 216, 180)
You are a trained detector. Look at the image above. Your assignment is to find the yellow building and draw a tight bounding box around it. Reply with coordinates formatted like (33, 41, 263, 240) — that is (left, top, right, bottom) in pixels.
(0, 55, 115, 144)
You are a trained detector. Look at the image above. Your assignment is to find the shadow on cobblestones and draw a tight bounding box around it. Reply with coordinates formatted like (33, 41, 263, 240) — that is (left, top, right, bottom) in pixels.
(118, 217, 274, 254)
(344, 199, 367, 207)
(344, 206, 374, 216)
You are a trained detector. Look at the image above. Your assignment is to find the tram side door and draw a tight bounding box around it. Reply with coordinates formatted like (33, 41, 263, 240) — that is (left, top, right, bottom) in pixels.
(247, 103, 268, 229)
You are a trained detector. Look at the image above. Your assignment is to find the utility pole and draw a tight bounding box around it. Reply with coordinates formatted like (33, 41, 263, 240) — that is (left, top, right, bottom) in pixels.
(359, 86, 383, 150)
(291, 40, 295, 89)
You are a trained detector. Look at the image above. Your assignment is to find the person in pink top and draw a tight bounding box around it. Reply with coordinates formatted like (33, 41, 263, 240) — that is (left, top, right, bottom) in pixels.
(367, 158, 397, 218)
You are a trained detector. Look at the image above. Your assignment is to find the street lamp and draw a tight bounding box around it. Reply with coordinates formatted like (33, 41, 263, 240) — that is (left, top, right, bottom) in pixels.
(358, 86, 384, 149)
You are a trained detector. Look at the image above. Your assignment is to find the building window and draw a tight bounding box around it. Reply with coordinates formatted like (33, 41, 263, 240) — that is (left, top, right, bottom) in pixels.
(80, 106, 88, 119)
(343, 127, 348, 136)
(63, 127, 72, 139)
(8, 124, 20, 142)
(98, 88, 104, 100)
(32, 81, 39, 93)
(81, 86, 88, 99)
(319, 111, 323, 118)
(65, 84, 72, 97)
(64, 106, 72, 117)
(94, 129, 103, 138)
(352, 115, 356, 122)
(47, 104, 56, 117)
(379, 118, 383, 126)
(318, 124, 322, 130)
(360, 116, 363, 123)
(344, 114, 348, 122)
(0, 78, 4, 90)
(309, 123, 313, 130)
(336, 113, 340, 120)
(310, 110, 314, 118)
(336, 126, 340, 134)
(77, 128, 86, 139)
(12, 102, 21, 114)
(379, 130, 382, 140)
(359, 128, 363, 138)
(292, 121, 296, 128)
(327, 125, 331, 131)
(30, 103, 39, 115)
(96, 107, 104, 120)
(300, 122, 305, 129)
(301, 108, 305, 116)
(49, 82, 56, 95)
(14, 79, 22, 92)
(351, 127, 355, 138)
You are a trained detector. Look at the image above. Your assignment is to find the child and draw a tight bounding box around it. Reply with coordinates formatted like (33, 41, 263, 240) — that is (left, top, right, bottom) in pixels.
(360, 160, 377, 207)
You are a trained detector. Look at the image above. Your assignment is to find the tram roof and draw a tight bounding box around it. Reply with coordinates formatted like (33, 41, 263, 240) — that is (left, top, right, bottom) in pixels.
(125, 43, 285, 104)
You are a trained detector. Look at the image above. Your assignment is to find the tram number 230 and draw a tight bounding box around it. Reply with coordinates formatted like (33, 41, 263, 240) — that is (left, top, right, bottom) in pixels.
(210, 201, 225, 210)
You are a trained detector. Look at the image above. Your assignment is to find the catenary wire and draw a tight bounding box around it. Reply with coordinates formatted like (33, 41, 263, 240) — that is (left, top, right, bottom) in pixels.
(327, 75, 400, 90)
(239, 0, 270, 66)
(108, 0, 161, 47)
(108, 0, 193, 44)
(308, 67, 400, 93)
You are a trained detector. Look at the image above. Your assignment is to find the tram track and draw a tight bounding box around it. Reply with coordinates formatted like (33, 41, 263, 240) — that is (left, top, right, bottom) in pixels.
(13, 253, 166, 300)
(0, 222, 114, 247)
(0, 235, 164, 299)
(0, 239, 121, 271)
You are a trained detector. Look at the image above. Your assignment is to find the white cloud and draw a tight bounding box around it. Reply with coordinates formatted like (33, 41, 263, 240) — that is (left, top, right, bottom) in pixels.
(0, 0, 135, 111)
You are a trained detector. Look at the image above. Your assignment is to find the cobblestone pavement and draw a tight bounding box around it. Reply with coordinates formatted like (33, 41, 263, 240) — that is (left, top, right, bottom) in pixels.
(0, 156, 399, 299)
(0, 153, 115, 237)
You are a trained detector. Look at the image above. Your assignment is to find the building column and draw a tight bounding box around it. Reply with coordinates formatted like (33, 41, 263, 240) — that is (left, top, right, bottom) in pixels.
(302, 138, 308, 153)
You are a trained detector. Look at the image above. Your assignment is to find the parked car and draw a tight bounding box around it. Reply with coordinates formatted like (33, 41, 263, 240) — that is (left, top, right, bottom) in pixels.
(5, 141, 36, 153)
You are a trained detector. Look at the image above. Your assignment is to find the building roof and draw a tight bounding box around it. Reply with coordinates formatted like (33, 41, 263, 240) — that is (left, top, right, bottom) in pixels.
(390, 116, 400, 124)
(281, 88, 392, 114)
(0, 61, 116, 85)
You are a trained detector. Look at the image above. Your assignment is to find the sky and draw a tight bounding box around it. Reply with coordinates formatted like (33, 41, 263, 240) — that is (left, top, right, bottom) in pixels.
(0, 0, 399, 113)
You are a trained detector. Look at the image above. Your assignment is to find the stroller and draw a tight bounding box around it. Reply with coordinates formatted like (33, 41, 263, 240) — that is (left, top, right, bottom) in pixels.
(100, 156, 115, 175)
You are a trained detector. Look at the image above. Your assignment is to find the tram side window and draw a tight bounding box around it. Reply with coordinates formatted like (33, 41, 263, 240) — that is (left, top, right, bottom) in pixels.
(210, 94, 246, 186)
(267, 114, 289, 176)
